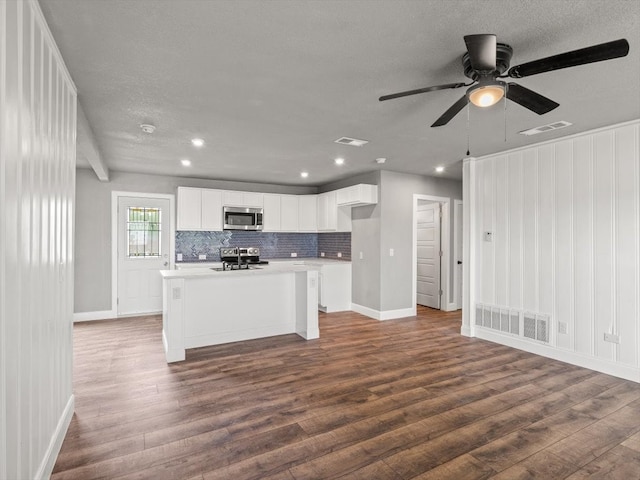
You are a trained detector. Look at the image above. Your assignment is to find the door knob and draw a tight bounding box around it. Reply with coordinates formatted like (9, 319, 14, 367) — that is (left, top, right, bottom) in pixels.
(457, 260, 462, 264)
(164, 261, 169, 267)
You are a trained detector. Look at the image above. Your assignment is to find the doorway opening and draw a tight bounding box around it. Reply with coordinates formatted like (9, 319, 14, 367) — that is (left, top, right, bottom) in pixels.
(111, 191, 175, 317)
(412, 194, 459, 312)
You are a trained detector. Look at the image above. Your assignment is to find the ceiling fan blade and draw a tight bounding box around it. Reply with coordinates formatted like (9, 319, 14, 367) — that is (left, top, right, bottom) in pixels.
(431, 95, 468, 127)
(507, 38, 629, 78)
(506, 83, 559, 115)
(464, 34, 497, 72)
(379, 82, 466, 101)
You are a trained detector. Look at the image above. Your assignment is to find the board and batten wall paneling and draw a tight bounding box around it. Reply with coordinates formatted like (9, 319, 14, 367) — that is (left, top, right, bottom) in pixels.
(472, 121, 639, 382)
(0, 1, 77, 479)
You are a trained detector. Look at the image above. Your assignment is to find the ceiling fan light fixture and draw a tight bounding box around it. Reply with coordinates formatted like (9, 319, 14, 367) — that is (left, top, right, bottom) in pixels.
(468, 83, 505, 108)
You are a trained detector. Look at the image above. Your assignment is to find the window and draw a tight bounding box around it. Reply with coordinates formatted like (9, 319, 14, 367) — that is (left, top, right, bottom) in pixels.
(127, 207, 161, 258)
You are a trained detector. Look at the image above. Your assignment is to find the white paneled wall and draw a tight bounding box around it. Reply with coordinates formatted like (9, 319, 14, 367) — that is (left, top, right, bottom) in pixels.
(1, 1, 77, 478)
(465, 121, 639, 382)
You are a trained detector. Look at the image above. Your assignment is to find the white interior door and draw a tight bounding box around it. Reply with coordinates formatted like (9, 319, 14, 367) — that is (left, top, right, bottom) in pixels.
(117, 196, 170, 315)
(417, 202, 441, 309)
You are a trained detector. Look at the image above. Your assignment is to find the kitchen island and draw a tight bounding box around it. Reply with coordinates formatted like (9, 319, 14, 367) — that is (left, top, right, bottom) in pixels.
(160, 263, 319, 363)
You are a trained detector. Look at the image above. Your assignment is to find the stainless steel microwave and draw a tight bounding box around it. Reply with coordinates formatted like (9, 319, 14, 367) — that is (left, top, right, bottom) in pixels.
(223, 206, 263, 231)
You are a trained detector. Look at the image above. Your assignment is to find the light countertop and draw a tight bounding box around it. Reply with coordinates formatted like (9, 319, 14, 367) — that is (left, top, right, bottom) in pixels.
(161, 261, 322, 279)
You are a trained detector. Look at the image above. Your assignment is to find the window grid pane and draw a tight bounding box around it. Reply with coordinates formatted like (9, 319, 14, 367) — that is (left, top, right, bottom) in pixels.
(127, 207, 161, 258)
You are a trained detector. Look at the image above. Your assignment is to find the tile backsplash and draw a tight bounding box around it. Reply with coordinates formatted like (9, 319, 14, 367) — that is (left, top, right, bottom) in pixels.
(175, 231, 351, 262)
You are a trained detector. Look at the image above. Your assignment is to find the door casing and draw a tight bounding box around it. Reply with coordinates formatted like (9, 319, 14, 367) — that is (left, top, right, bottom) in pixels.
(111, 191, 175, 317)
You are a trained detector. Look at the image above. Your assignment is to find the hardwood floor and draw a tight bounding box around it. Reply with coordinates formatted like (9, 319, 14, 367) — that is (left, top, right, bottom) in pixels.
(53, 307, 640, 479)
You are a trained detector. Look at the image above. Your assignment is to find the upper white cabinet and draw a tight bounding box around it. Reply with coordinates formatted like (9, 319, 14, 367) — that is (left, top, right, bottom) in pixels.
(298, 195, 318, 232)
(318, 191, 352, 232)
(176, 187, 202, 230)
(280, 195, 299, 231)
(201, 189, 223, 230)
(177, 187, 222, 231)
(336, 184, 378, 207)
(178, 183, 376, 232)
(262, 194, 281, 231)
(223, 190, 263, 207)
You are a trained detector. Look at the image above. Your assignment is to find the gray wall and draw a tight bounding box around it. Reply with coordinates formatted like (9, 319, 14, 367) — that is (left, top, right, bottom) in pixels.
(75, 168, 317, 313)
(379, 170, 462, 311)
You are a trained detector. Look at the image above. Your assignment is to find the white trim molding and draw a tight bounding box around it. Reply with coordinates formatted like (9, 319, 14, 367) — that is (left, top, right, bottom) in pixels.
(412, 194, 452, 312)
(476, 329, 639, 383)
(73, 310, 117, 323)
(111, 191, 176, 317)
(34, 395, 74, 480)
(351, 303, 416, 321)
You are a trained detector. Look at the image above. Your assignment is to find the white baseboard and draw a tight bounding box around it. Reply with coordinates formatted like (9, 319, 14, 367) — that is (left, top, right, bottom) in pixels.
(73, 309, 116, 322)
(444, 302, 460, 312)
(73, 309, 162, 322)
(351, 303, 416, 321)
(460, 325, 472, 337)
(475, 328, 640, 383)
(35, 394, 74, 480)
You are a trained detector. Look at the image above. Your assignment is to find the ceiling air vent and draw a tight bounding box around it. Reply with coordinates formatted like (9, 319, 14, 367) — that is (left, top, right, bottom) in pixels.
(519, 121, 572, 136)
(334, 136, 369, 147)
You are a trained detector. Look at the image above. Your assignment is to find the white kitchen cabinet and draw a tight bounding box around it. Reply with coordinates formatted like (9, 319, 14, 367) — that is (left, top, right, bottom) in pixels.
(317, 262, 352, 312)
(316, 191, 334, 231)
(298, 195, 318, 232)
(223, 190, 264, 207)
(280, 195, 299, 231)
(263, 193, 281, 231)
(177, 187, 223, 231)
(177, 187, 203, 230)
(336, 184, 378, 207)
(317, 191, 352, 232)
(201, 189, 223, 230)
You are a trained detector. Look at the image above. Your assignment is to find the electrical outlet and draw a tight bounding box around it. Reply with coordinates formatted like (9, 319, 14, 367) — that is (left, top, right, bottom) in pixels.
(359, 252, 363, 260)
(389, 248, 394, 257)
(198, 254, 206, 260)
(337, 252, 342, 258)
(484, 232, 493, 242)
(558, 322, 568, 334)
(604, 333, 620, 344)
(177, 253, 183, 262)
(290, 252, 297, 257)
(320, 252, 325, 257)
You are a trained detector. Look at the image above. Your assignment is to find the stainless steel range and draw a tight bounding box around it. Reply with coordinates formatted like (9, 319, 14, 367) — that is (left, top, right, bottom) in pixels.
(219, 247, 266, 270)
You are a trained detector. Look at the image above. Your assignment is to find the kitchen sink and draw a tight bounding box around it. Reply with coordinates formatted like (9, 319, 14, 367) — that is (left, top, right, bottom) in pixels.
(210, 266, 262, 272)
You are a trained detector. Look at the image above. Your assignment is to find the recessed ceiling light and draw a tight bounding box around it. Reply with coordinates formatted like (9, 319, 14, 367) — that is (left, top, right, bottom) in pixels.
(300, 171, 309, 178)
(191, 138, 205, 147)
(375, 158, 386, 164)
(435, 165, 445, 173)
(181, 159, 191, 167)
(334, 157, 345, 166)
(140, 124, 156, 134)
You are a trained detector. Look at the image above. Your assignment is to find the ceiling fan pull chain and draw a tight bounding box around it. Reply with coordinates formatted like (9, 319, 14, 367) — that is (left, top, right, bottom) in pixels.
(504, 88, 508, 143)
(466, 102, 471, 156)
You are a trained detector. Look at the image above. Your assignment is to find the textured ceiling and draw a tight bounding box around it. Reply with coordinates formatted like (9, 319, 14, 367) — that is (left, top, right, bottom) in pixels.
(39, 0, 640, 185)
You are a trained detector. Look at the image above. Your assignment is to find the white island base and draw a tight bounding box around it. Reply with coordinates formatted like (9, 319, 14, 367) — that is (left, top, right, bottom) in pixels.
(161, 266, 319, 363)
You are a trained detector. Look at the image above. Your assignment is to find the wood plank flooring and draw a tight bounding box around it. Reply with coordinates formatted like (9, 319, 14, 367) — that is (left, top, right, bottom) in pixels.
(53, 307, 640, 479)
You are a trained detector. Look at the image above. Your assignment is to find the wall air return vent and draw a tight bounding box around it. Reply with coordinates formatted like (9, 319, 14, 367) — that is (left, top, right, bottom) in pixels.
(334, 136, 369, 147)
(519, 120, 572, 136)
(475, 304, 547, 342)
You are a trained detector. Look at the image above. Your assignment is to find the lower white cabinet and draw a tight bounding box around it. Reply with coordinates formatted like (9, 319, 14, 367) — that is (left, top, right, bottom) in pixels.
(317, 262, 352, 312)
